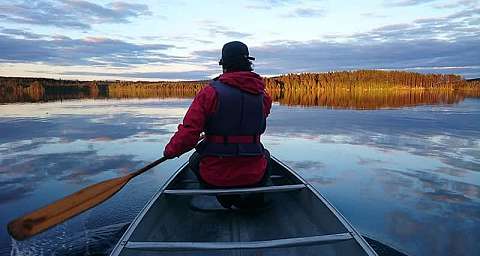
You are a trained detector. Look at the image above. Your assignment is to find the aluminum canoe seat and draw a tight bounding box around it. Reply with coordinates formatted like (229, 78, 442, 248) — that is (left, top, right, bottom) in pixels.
(124, 233, 353, 251)
(164, 184, 306, 196)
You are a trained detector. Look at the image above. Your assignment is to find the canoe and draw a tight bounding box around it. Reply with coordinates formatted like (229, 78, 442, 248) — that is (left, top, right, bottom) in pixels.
(110, 156, 378, 256)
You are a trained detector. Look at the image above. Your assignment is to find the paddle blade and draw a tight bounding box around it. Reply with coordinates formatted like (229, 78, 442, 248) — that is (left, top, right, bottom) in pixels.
(7, 175, 131, 241)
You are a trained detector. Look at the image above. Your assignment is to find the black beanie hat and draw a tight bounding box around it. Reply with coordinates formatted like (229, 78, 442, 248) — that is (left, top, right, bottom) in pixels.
(219, 41, 255, 66)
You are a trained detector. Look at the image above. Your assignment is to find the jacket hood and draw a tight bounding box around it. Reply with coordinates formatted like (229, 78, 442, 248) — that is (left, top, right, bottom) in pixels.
(217, 71, 265, 94)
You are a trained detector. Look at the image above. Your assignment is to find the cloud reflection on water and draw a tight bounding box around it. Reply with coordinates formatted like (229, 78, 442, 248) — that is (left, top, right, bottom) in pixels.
(267, 102, 480, 174)
(0, 98, 479, 256)
(264, 100, 480, 255)
(386, 210, 479, 256)
(0, 114, 174, 144)
(0, 150, 144, 204)
(0, 100, 188, 206)
(374, 168, 479, 213)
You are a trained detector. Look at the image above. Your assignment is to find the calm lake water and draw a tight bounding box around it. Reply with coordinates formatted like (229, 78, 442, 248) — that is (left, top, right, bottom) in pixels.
(0, 98, 479, 255)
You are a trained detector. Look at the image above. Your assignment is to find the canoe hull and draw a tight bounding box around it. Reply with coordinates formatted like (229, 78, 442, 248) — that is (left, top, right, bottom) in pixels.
(110, 157, 377, 256)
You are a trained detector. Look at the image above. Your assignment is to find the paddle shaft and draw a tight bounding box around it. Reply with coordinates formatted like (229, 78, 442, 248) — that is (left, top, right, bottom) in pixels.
(128, 156, 168, 179)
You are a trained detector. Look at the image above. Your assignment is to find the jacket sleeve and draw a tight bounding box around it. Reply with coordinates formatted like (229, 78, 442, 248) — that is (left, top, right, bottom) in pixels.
(164, 85, 217, 157)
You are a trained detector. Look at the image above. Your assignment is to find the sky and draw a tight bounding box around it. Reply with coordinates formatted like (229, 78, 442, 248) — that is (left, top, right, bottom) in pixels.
(0, 0, 479, 81)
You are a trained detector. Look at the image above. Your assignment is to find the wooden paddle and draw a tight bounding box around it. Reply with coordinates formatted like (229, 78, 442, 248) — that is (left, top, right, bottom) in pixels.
(7, 156, 168, 241)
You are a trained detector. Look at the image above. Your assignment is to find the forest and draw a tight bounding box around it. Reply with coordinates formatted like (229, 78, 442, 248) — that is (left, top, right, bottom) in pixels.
(1, 70, 479, 109)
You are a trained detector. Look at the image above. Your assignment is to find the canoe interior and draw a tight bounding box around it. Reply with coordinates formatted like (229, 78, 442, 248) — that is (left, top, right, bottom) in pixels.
(119, 241, 366, 256)
(116, 160, 371, 256)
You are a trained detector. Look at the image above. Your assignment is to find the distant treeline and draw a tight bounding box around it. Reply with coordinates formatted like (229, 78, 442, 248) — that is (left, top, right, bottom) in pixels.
(1, 70, 479, 109)
(0, 77, 206, 103)
(266, 70, 476, 89)
(264, 70, 480, 107)
(107, 80, 204, 99)
(0, 77, 108, 103)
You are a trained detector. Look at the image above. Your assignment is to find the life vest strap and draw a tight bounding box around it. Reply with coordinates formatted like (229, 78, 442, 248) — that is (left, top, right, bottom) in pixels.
(206, 135, 260, 144)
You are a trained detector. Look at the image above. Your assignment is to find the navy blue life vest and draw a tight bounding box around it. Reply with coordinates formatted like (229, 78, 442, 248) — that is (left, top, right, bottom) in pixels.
(196, 80, 266, 157)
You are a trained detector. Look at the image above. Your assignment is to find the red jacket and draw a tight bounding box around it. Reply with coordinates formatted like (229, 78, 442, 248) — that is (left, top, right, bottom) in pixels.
(164, 71, 272, 187)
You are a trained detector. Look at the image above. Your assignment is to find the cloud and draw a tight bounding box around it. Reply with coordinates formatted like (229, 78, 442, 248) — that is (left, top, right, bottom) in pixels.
(0, 28, 46, 39)
(245, 0, 303, 9)
(199, 20, 253, 39)
(284, 7, 325, 18)
(349, 7, 480, 41)
(434, 0, 479, 8)
(385, 0, 438, 7)
(1, 5, 479, 79)
(61, 70, 216, 80)
(0, 34, 179, 67)
(246, 0, 327, 18)
(193, 36, 480, 78)
(193, 7, 480, 78)
(361, 12, 388, 18)
(220, 31, 252, 38)
(0, 0, 151, 30)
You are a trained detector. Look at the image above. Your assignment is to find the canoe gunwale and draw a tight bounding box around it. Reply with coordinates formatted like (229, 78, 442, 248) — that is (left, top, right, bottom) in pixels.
(124, 233, 353, 251)
(306, 183, 377, 255)
(271, 156, 378, 256)
(109, 161, 189, 256)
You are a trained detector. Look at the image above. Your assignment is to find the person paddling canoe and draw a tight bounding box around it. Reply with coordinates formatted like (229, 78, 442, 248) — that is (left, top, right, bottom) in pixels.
(163, 41, 272, 208)
(6, 41, 272, 241)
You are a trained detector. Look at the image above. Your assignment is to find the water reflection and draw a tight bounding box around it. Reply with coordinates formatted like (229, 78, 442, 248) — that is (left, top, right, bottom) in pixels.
(9, 222, 129, 256)
(266, 100, 480, 175)
(269, 88, 467, 109)
(2, 81, 480, 109)
(0, 98, 479, 256)
(0, 151, 143, 204)
(373, 167, 480, 216)
(386, 210, 479, 255)
(279, 142, 480, 255)
(0, 99, 193, 255)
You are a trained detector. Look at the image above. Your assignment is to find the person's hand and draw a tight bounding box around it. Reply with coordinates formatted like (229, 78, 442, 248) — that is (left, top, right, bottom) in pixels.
(163, 150, 175, 159)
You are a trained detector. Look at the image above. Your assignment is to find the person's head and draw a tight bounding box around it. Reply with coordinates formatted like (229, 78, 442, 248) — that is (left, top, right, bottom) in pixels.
(219, 41, 255, 73)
